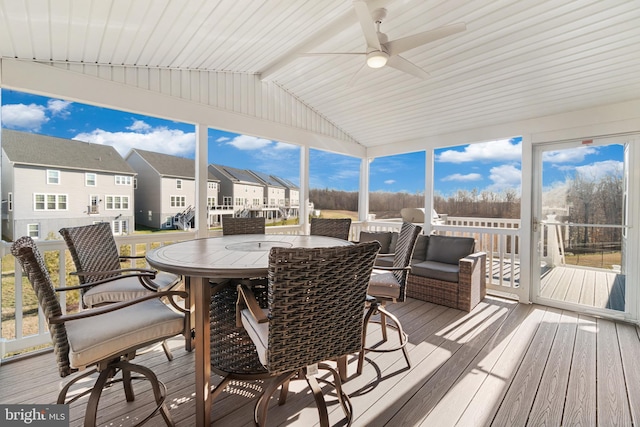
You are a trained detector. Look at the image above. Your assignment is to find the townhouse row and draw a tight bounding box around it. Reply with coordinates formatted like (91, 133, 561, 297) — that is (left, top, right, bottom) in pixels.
(1, 129, 300, 240)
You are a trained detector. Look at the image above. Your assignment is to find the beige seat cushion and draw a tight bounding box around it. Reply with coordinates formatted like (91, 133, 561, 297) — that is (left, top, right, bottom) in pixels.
(240, 308, 270, 367)
(368, 269, 401, 300)
(83, 272, 180, 307)
(65, 298, 184, 369)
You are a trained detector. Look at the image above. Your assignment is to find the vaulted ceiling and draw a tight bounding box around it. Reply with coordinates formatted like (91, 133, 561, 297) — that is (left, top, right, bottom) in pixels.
(1, 0, 639, 151)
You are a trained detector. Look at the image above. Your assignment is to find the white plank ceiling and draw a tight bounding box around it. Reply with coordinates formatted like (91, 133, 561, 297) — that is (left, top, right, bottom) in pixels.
(1, 0, 639, 149)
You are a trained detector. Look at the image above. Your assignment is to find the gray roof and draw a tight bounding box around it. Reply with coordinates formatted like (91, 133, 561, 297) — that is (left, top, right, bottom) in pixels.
(250, 170, 285, 188)
(2, 129, 135, 174)
(210, 164, 262, 185)
(129, 148, 218, 181)
(271, 175, 299, 190)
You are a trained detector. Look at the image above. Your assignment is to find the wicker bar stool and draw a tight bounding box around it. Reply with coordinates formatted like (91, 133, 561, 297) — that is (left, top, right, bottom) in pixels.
(60, 222, 182, 361)
(310, 217, 352, 240)
(11, 236, 187, 427)
(357, 221, 422, 374)
(236, 241, 380, 426)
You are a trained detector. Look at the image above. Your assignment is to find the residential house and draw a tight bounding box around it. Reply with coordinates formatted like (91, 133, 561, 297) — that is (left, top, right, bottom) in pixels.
(1, 129, 136, 240)
(208, 164, 265, 218)
(271, 175, 300, 219)
(125, 148, 222, 229)
(248, 170, 286, 220)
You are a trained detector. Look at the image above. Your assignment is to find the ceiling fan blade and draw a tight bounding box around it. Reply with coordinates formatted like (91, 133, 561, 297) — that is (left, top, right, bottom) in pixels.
(385, 22, 466, 56)
(347, 62, 369, 87)
(353, 1, 382, 51)
(387, 55, 430, 80)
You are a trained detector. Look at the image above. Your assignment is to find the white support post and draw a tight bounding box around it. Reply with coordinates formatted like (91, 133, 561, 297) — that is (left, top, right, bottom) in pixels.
(300, 146, 310, 234)
(424, 149, 435, 234)
(519, 133, 533, 303)
(195, 124, 208, 239)
(358, 158, 371, 223)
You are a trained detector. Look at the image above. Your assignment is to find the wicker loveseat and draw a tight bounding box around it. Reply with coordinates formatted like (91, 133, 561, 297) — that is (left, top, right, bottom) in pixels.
(359, 231, 486, 312)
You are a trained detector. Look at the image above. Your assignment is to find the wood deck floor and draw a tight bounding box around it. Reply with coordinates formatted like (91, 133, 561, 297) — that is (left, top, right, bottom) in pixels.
(540, 265, 625, 311)
(2, 295, 640, 426)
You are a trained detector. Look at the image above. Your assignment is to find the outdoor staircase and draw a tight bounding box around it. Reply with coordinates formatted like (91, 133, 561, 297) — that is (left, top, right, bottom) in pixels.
(174, 205, 195, 230)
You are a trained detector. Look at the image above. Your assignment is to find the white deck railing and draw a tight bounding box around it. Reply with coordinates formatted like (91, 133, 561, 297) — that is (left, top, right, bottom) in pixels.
(1, 219, 522, 361)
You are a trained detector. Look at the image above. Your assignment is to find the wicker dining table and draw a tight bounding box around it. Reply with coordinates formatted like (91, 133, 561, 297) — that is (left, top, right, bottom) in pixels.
(146, 234, 353, 427)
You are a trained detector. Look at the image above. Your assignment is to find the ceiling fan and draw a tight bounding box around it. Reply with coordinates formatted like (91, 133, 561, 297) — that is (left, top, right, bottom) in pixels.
(302, 1, 466, 85)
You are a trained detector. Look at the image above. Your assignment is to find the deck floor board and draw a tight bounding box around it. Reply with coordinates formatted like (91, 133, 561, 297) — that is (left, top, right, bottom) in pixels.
(1, 295, 638, 426)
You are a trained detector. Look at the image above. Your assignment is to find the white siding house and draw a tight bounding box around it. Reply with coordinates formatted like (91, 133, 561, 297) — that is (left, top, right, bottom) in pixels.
(248, 170, 286, 220)
(208, 164, 266, 219)
(272, 176, 300, 219)
(1, 129, 136, 240)
(125, 148, 221, 229)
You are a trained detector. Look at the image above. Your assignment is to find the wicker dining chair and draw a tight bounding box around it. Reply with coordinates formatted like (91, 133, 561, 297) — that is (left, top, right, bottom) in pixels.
(11, 236, 188, 427)
(309, 217, 352, 240)
(222, 216, 265, 235)
(357, 221, 422, 374)
(59, 222, 182, 360)
(236, 241, 380, 426)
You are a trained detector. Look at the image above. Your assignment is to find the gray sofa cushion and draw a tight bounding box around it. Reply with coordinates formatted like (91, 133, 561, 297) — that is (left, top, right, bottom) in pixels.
(359, 231, 393, 254)
(375, 254, 395, 267)
(411, 260, 460, 282)
(425, 235, 474, 265)
(412, 235, 429, 261)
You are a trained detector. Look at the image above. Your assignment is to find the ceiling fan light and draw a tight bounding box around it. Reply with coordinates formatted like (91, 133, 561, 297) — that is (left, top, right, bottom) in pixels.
(366, 51, 389, 68)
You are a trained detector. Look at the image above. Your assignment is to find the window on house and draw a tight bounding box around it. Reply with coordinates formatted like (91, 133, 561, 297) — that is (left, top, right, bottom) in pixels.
(112, 221, 121, 235)
(47, 170, 60, 184)
(105, 195, 130, 210)
(115, 175, 132, 185)
(208, 182, 216, 189)
(170, 196, 186, 207)
(27, 223, 39, 238)
(235, 197, 243, 206)
(176, 179, 182, 189)
(134, 178, 138, 189)
(207, 197, 216, 208)
(223, 196, 232, 206)
(34, 193, 67, 210)
(85, 173, 97, 186)
(165, 216, 173, 227)
(8, 192, 12, 211)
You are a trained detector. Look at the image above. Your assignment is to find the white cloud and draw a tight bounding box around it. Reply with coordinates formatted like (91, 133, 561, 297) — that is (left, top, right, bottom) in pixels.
(486, 164, 521, 192)
(73, 126, 195, 157)
(437, 139, 521, 163)
(47, 99, 72, 117)
(575, 160, 622, 180)
(1, 103, 48, 130)
(384, 179, 396, 185)
(543, 146, 597, 164)
(225, 135, 273, 150)
(127, 120, 152, 132)
(441, 173, 482, 182)
(216, 136, 230, 142)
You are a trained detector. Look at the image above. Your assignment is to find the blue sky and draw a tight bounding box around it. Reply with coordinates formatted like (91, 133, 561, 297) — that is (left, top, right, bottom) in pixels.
(1, 89, 623, 196)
